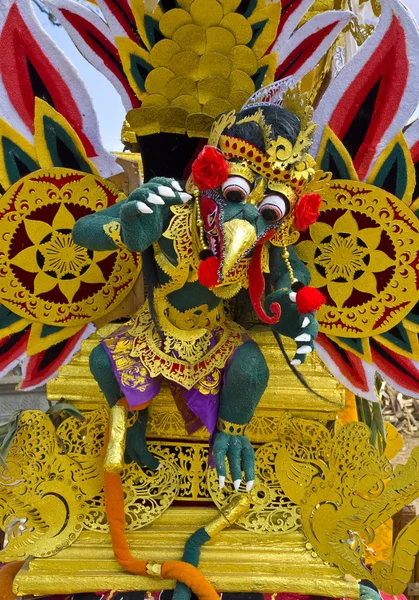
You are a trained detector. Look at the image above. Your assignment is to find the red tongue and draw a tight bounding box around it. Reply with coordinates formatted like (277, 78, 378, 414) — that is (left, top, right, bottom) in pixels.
(249, 243, 281, 325)
(198, 256, 220, 288)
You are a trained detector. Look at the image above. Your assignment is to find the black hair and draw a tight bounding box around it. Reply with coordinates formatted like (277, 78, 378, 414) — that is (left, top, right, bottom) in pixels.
(225, 105, 301, 152)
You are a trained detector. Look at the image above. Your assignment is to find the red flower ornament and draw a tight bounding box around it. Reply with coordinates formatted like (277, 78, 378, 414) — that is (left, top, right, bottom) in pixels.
(293, 193, 322, 231)
(191, 146, 230, 191)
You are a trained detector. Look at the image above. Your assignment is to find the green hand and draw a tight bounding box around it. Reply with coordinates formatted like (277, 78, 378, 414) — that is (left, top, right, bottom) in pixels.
(213, 431, 255, 492)
(265, 289, 319, 364)
(120, 177, 192, 252)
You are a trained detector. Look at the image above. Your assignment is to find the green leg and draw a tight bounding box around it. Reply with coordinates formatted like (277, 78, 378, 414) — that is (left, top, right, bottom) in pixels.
(89, 343, 122, 407)
(214, 342, 269, 488)
(89, 344, 159, 470)
(218, 342, 269, 423)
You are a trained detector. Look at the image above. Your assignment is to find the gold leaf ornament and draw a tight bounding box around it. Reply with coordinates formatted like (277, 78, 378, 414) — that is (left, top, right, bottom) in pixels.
(125, 0, 281, 138)
(275, 415, 419, 594)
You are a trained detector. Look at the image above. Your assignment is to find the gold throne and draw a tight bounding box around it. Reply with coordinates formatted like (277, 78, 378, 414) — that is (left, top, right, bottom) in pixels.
(6, 325, 362, 598)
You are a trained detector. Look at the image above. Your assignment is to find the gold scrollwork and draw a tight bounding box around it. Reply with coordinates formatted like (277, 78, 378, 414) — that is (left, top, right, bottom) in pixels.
(0, 411, 89, 561)
(275, 414, 419, 594)
(207, 442, 302, 534)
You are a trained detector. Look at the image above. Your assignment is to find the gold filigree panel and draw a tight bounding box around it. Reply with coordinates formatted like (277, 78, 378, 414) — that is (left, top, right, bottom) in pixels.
(0, 411, 88, 561)
(1, 406, 311, 563)
(275, 414, 419, 594)
(85, 445, 179, 532)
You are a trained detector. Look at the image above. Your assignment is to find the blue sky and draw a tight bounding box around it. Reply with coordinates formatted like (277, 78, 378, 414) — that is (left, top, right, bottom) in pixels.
(35, 1, 419, 151)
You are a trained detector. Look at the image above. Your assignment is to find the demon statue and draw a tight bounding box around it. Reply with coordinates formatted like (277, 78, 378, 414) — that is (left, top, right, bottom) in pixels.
(73, 88, 328, 490)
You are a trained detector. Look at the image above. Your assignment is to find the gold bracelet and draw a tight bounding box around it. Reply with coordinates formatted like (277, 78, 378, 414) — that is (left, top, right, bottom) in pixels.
(216, 417, 247, 436)
(103, 220, 128, 251)
(146, 561, 162, 577)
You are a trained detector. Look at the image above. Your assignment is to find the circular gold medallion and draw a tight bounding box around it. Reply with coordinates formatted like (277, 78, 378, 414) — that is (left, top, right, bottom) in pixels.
(0, 169, 141, 326)
(296, 180, 419, 337)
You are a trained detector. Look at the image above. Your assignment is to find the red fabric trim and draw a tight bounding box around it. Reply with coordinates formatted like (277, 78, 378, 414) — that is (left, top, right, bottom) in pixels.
(329, 15, 409, 179)
(315, 332, 370, 392)
(371, 341, 419, 395)
(275, 21, 337, 79)
(62, 10, 140, 108)
(0, 5, 95, 155)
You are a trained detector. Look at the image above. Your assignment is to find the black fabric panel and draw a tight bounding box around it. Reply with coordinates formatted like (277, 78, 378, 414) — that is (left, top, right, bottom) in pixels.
(342, 79, 381, 160)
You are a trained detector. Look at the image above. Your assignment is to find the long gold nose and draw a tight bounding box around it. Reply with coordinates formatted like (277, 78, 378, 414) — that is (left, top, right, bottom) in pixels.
(221, 219, 257, 278)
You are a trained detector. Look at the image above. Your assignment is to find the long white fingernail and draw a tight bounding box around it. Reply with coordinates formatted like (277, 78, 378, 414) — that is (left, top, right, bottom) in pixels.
(302, 317, 310, 328)
(234, 479, 241, 491)
(158, 185, 176, 198)
(295, 333, 311, 342)
(291, 359, 301, 365)
(289, 292, 297, 303)
(156, 463, 162, 471)
(219, 476, 225, 489)
(148, 193, 164, 205)
(136, 201, 153, 214)
(172, 181, 182, 191)
(246, 480, 254, 492)
(180, 192, 192, 203)
(296, 345, 313, 355)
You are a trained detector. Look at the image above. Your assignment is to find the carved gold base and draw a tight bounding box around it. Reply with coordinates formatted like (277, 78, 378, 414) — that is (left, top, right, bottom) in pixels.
(14, 508, 359, 598)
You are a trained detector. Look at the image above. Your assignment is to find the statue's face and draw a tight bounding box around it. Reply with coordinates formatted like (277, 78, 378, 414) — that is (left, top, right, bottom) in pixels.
(191, 103, 319, 285)
(199, 171, 292, 281)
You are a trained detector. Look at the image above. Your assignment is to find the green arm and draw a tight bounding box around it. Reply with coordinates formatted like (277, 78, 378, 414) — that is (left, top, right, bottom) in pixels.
(73, 177, 190, 252)
(72, 200, 127, 251)
(265, 245, 319, 364)
(269, 244, 310, 289)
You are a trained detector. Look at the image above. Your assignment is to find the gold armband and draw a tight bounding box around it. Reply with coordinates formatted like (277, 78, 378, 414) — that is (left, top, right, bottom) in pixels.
(103, 220, 127, 251)
(216, 417, 247, 436)
(146, 561, 162, 577)
(205, 495, 251, 537)
(104, 405, 128, 474)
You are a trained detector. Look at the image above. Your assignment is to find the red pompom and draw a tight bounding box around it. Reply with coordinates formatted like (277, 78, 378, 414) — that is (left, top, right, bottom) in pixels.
(198, 256, 220, 288)
(191, 146, 230, 191)
(296, 286, 326, 314)
(293, 193, 323, 231)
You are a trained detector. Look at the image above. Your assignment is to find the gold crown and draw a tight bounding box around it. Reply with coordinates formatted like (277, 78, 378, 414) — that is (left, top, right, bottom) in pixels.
(207, 86, 321, 200)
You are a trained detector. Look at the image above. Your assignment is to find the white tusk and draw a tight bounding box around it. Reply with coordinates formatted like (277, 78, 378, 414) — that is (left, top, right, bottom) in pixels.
(296, 345, 313, 355)
(136, 201, 153, 214)
(172, 181, 182, 191)
(158, 185, 176, 198)
(234, 479, 241, 491)
(295, 333, 311, 342)
(246, 480, 254, 492)
(180, 192, 192, 203)
(219, 475, 226, 489)
(291, 359, 302, 366)
(289, 292, 297, 303)
(147, 193, 165, 205)
(302, 317, 310, 328)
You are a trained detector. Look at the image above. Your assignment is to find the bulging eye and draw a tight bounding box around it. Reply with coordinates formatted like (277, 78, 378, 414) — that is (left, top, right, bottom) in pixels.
(258, 194, 288, 223)
(221, 176, 251, 203)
